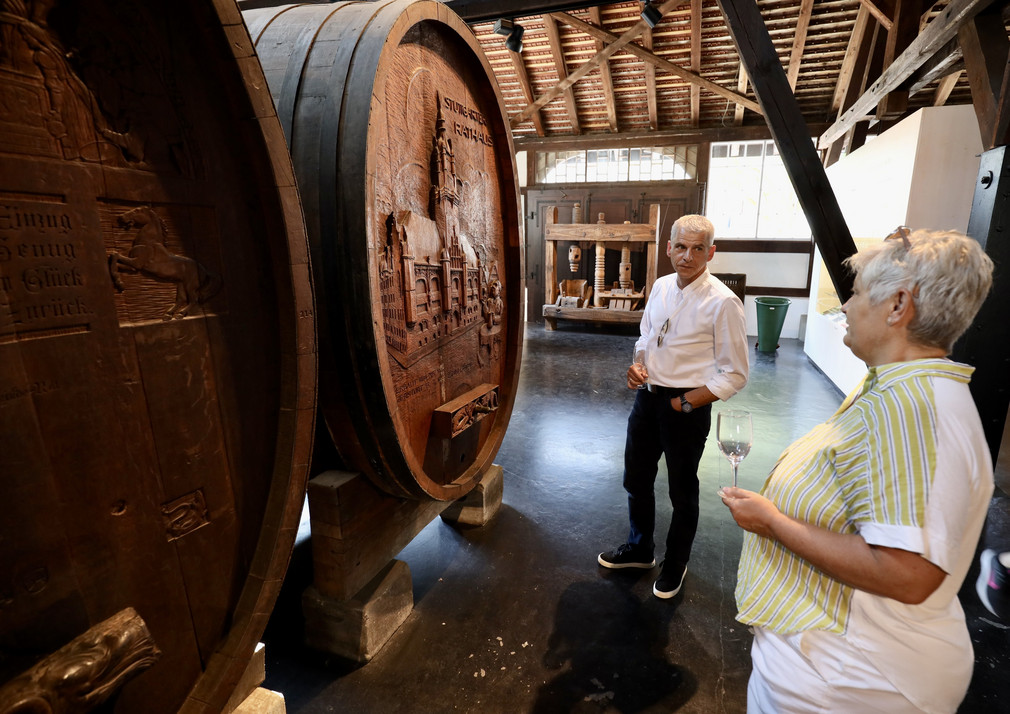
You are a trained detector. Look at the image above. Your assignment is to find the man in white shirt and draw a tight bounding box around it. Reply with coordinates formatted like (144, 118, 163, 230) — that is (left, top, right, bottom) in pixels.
(598, 214, 749, 599)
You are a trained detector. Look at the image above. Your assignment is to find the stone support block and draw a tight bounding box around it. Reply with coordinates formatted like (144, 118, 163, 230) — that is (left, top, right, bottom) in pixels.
(232, 688, 286, 714)
(302, 559, 413, 663)
(441, 463, 503, 526)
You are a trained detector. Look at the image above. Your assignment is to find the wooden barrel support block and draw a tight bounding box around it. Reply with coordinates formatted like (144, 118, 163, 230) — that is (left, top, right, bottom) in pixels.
(245, 1, 524, 501)
(0, 2, 316, 712)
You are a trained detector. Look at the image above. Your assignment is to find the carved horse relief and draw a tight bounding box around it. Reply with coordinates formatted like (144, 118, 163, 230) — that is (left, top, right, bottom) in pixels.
(107, 206, 220, 320)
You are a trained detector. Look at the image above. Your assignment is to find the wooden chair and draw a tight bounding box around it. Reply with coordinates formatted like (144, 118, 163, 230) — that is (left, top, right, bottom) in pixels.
(557, 279, 593, 308)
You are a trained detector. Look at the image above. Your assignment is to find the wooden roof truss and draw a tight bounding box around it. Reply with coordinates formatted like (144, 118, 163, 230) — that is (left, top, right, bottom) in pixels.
(460, 0, 1008, 153)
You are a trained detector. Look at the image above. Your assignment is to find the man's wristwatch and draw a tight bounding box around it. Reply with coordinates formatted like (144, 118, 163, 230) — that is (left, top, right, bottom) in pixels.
(679, 395, 694, 413)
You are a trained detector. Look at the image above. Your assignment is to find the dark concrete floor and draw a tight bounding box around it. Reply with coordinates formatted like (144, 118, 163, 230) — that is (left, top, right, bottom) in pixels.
(262, 323, 1010, 713)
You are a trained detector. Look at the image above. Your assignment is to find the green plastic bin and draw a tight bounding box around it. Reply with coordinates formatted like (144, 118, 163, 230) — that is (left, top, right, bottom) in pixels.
(755, 297, 791, 352)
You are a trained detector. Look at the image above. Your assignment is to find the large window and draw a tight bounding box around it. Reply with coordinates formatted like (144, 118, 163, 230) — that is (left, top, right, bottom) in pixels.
(707, 141, 811, 240)
(535, 146, 697, 184)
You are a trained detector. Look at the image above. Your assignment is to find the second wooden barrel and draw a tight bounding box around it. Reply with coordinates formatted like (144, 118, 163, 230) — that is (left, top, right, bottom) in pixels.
(245, 1, 524, 500)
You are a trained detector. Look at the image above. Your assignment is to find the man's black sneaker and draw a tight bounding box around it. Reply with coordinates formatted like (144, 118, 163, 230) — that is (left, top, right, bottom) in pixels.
(597, 544, 656, 569)
(976, 549, 1010, 620)
(653, 563, 687, 599)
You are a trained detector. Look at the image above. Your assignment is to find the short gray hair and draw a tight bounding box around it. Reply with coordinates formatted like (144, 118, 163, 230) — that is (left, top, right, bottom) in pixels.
(844, 229, 993, 352)
(671, 214, 715, 248)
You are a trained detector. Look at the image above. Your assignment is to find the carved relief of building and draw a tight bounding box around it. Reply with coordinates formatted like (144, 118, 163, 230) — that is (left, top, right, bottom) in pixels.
(379, 97, 485, 367)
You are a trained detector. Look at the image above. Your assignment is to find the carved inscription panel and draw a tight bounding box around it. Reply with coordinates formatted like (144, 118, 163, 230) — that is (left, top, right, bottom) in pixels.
(0, 197, 91, 343)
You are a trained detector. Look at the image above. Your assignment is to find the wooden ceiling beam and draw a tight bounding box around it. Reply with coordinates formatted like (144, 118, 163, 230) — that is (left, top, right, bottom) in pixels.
(446, 0, 611, 23)
(589, 6, 619, 132)
(830, 5, 872, 113)
(549, 8, 763, 115)
(509, 47, 547, 136)
(906, 37, 963, 95)
(716, 0, 857, 302)
(734, 66, 749, 125)
(849, 19, 890, 155)
(933, 69, 963, 105)
(818, 0, 996, 149)
(840, 18, 888, 156)
(542, 14, 582, 134)
(640, 2, 659, 131)
(787, 0, 816, 90)
(876, 0, 923, 118)
(509, 0, 683, 128)
(824, 6, 877, 167)
(691, 0, 702, 125)
(958, 3, 1010, 149)
(822, 130, 845, 167)
(514, 122, 834, 152)
(858, 0, 894, 31)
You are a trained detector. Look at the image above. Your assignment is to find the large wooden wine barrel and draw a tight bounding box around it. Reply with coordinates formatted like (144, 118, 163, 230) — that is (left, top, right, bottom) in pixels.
(245, 1, 523, 501)
(0, 2, 315, 712)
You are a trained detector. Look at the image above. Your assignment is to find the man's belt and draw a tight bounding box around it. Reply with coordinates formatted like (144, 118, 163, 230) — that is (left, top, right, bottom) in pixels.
(645, 384, 693, 397)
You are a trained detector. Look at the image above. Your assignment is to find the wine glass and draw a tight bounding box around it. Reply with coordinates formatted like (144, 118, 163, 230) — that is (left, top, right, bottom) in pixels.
(717, 410, 753, 488)
(634, 351, 648, 389)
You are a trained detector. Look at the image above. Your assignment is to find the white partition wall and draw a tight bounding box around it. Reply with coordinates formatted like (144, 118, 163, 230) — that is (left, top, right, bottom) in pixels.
(805, 105, 983, 394)
(708, 251, 809, 340)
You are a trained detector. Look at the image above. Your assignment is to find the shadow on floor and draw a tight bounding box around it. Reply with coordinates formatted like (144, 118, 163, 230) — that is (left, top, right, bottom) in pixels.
(534, 574, 695, 712)
(262, 323, 1010, 713)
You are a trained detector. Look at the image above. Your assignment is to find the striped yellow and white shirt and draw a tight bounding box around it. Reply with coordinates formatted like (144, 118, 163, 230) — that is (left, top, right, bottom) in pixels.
(736, 358, 981, 634)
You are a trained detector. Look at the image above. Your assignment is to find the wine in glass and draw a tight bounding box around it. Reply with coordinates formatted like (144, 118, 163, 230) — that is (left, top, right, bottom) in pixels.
(634, 351, 648, 389)
(717, 410, 753, 488)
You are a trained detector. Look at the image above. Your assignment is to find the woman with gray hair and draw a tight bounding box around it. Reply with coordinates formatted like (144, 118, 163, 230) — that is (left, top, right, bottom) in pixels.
(720, 228, 994, 713)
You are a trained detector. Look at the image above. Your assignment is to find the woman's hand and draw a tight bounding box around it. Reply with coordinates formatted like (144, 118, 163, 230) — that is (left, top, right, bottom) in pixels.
(719, 486, 781, 538)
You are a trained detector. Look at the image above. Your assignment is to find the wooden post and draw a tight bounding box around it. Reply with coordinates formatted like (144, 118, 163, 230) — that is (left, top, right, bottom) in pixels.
(544, 206, 559, 305)
(593, 240, 607, 307)
(619, 244, 632, 289)
(646, 204, 660, 299)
